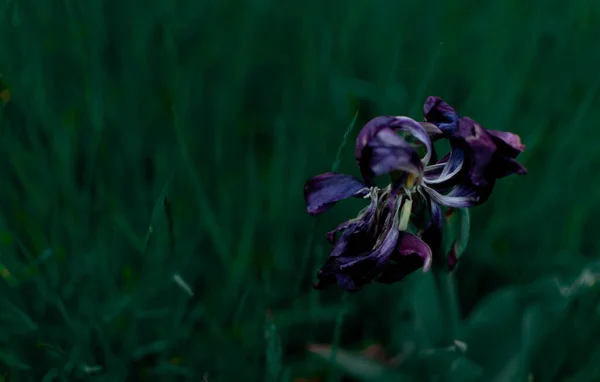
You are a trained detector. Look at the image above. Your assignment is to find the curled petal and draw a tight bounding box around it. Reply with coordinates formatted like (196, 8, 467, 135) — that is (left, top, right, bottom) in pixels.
(488, 130, 526, 158)
(420, 122, 444, 137)
(423, 96, 459, 134)
(421, 101, 527, 207)
(376, 232, 433, 284)
(355, 116, 398, 164)
(391, 116, 434, 166)
(356, 116, 434, 167)
(424, 147, 464, 186)
(359, 128, 423, 184)
(422, 184, 480, 208)
(304, 172, 368, 215)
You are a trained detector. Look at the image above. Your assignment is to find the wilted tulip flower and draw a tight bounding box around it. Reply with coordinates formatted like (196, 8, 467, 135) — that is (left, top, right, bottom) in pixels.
(304, 97, 527, 291)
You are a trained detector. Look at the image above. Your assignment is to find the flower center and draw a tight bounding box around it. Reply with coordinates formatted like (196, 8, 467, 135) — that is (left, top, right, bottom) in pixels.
(403, 173, 422, 196)
(405, 173, 416, 189)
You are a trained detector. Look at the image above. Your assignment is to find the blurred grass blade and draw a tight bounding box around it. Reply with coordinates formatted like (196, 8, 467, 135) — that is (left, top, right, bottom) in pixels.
(265, 310, 282, 382)
(0, 350, 30, 370)
(441, 357, 483, 382)
(332, 109, 359, 172)
(308, 344, 410, 382)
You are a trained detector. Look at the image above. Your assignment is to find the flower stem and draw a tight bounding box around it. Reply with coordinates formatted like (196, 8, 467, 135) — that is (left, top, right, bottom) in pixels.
(432, 261, 460, 345)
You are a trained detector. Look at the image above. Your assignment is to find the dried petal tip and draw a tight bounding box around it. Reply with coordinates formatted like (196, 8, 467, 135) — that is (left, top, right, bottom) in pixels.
(488, 130, 526, 157)
(420, 122, 443, 137)
(304, 172, 368, 215)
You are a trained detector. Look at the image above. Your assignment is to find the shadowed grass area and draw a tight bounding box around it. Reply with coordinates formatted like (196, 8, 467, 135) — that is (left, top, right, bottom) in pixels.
(1, 0, 600, 380)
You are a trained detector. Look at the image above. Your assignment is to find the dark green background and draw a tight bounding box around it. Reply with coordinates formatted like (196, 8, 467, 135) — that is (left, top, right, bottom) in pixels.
(1, 0, 600, 380)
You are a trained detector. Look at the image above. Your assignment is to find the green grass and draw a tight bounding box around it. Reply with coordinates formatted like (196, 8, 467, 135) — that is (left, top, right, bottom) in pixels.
(1, 0, 600, 380)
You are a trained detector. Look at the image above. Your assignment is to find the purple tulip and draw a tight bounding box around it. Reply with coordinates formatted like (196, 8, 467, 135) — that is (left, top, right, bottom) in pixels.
(303, 97, 526, 291)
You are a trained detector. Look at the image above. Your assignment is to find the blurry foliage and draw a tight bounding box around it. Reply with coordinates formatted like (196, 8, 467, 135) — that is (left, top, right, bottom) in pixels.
(1, 0, 600, 380)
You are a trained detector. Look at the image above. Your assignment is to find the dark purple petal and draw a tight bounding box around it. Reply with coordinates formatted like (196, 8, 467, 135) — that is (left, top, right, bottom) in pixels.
(376, 232, 433, 284)
(420, 98, 526, 207)
(446, 117, 527, 204)
(423, 96, 459, 134)
(315, 195, 402, 292)
(329, 197, 379, 257)
(314, 195, 380, 290)
(358, 128, 423, 184)
(304, 172, 368, 216)
(316, 242, 380, 292)
(452, 117, 524, 182)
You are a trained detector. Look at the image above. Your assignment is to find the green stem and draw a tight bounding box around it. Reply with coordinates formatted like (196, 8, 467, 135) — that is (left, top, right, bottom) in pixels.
(432, 262, 460, 345)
